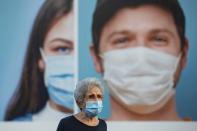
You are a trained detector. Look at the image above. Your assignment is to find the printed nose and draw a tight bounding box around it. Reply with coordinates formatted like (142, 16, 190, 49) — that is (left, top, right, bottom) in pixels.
(136, 37, 148, 47)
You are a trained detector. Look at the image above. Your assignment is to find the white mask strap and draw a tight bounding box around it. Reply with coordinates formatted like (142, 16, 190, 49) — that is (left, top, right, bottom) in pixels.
(178, 52, 183, 59)
(99, 54, 104, 59)
(39, 48, 46, 62)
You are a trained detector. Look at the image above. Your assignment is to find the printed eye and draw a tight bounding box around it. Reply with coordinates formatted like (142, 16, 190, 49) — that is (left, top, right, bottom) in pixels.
(57, 47, 70, 53)
(153, 37, 166, 42)
(151, 36, 168, 46)
(111, 37, 131, 48)
(57, 47, 72, 54)
(115, 38, 128, 44)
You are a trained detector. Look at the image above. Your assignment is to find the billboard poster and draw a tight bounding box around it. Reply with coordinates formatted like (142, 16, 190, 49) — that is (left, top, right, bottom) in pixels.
(0, 0, 197, 130)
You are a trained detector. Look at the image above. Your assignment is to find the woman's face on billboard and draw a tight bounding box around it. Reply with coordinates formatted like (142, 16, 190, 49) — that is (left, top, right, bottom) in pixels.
(38, 10, 74, 112)
(44, 11, 73, 56)
(38, 11, 74, 70)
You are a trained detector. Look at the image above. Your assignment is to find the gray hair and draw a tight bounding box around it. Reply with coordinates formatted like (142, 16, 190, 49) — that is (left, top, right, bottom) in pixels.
(74, 77, 104, 106)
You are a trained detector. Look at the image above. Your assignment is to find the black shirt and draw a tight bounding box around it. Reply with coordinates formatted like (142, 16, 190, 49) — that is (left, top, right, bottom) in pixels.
(56, 115, 107, 131)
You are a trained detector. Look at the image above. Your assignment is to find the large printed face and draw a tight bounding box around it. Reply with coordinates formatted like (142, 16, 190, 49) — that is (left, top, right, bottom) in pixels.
(38, 11, 74, 69)
(43, 11, 74, 56)
(38, 11, 74, 111)
(99, 5, 181, 56)
(90, 5, 188, 86)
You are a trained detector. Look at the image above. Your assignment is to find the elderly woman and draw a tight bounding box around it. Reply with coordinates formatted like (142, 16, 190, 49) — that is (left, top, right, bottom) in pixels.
(57, 78, 107, 131)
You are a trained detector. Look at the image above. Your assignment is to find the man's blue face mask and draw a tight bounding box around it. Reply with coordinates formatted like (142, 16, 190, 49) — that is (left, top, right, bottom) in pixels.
(40, 48, 75, 110)
(84, 101, 103, 117)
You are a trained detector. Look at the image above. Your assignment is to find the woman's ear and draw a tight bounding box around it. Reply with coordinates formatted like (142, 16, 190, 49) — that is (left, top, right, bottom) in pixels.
(181, 38, 189, 69)
(38, 58, 45, 72)
(77, 101, 86, 110)
(89, 43, 102, 73)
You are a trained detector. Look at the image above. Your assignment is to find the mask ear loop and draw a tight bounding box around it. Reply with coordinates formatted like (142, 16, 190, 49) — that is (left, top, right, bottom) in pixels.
(178, 52, 183, 59)
(39, 48, 48, 87)
(98, 54, 106, 75)
(99, 54, 104, 59)
(39, 48, 46, 62)
(172, 52, 183, 89)
(176, 52, 183, 67)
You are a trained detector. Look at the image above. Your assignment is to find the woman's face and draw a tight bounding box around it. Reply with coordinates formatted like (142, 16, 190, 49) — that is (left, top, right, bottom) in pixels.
(39, 11, 74, 70)
(81, 87, 103, 109)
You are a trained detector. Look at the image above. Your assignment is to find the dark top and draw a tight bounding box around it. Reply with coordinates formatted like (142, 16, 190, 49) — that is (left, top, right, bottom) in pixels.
(56, 115, 107, 131)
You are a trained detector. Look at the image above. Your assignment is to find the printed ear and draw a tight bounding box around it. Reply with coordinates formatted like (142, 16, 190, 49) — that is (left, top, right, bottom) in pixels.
(89, 43, 102, 73)
(181, 38, 189, 69)
(38, 58, 45, 72)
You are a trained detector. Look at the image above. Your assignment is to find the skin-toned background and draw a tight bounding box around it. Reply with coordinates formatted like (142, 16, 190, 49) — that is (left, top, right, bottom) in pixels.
(78, 0, 197, 120)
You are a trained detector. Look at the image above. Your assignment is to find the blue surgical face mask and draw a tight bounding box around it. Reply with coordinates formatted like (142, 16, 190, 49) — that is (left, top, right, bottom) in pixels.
(40, 49, 74, 110)
(84, 101, 103, 117)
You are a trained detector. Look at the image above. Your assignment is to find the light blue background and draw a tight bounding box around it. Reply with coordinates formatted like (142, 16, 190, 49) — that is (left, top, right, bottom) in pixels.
(0, 0, 45, 121)
(78, 0, 197, 120)
(0, 0, 196, 121)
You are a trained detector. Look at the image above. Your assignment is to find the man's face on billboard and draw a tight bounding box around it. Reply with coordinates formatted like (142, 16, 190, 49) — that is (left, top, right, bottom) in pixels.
(90, 5, 188, 86)
(99, 5, 181, 56)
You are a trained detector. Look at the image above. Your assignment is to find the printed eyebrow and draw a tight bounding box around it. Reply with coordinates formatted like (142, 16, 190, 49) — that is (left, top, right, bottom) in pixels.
(150, 29, 175, 38)
(107, 28, 176, 41)
(48, 38, 73, 45)
(107, 30, 132, 41)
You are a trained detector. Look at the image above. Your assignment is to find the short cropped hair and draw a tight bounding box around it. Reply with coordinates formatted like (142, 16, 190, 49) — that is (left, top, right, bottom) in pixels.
(74, 78, 104, 107)
(92, 0, 186, 55)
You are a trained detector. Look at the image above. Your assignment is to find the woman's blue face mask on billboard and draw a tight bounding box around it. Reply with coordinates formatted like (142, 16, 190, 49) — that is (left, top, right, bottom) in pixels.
(40, 48, 75, 110)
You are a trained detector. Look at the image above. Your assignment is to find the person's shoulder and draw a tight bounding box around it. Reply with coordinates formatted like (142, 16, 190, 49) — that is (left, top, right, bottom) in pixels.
(57, 115, 74, 131)
(60, 115, 75, 124)
(99, 118, 106, 123)
(98, 118, 107, 130)
(99, 118, 107, 126)
(61, 115, 74, 121)
(57, 115, 75, 130)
